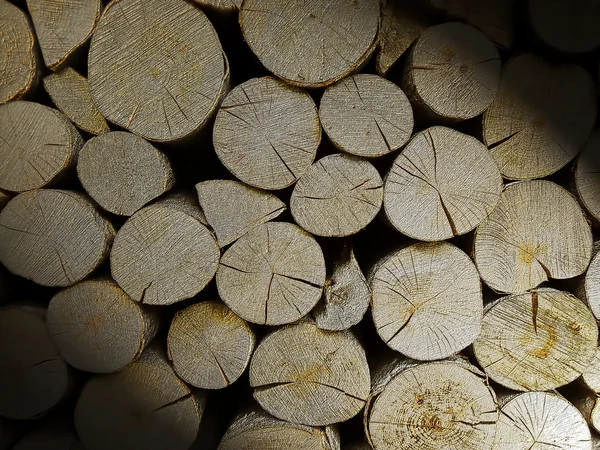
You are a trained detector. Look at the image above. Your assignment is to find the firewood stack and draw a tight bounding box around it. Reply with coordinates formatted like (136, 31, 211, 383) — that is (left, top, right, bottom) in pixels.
(1, 0, 600, 449)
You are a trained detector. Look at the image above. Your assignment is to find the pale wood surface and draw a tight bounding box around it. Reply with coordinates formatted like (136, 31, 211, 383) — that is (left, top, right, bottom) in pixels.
(584, 247, 600, 321)
(582, 347, 600, 394)
(576, 129, 600, 223)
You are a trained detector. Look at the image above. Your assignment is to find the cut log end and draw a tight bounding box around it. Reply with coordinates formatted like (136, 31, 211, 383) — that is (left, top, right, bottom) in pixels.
(575, 129, 600, 223)
(192, 0, 241, 12)
(13, 420, 83, 450)
(584, 248, 600, 321)
(582, 347, 600, 394)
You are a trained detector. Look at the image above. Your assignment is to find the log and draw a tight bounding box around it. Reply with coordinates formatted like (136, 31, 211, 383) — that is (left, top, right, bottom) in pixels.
(318, 74, 413, 158)
(483, 54, 596, 180)
(88, 0, 230, 142)
(213, 76, 320, 190)
(0, 1, 40, 104)
(290, 154, 383, 237)
(238, 0, 379, 88)
(217, 408, 341, 450)
(575, 129, 600, 224)
(74, 346, 205, 450)
(577, 346, 600, 434)
(216, 222, 325, 325)
(582, 347, 600, 394)
(43, 67, 110, 135)
(249, 321, 370, 426)
(0, 304, 70, 420)
(402, 22, 501, 122)
(47, 279, 160, 373)
(0, 190, 9, 211)
(313, 242, 370, 331)
(77, 131, 175, 216)
(13, 420, 83, 450)
(472, 288, 598, 391)
(474, 180, 593, 294)
(573, 391, 600, 436)
(369, 241, 482, 361)
(192, 0, 240, 12)
(195, 179, 285, 247)
(0, 189, 115, 287)
(579, 243, 600, 320)
(384, 126, 503, 241)
(167, 300, 256, 389)
(0, 101, 83, 192)
(110, 195, 219, 305)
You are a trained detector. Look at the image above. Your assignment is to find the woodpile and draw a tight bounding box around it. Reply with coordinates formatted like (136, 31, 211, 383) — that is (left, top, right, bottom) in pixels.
(0, 1, 599, 449)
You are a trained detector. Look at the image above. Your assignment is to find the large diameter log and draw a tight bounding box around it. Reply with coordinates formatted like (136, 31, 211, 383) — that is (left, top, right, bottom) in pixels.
(472, 288, 598, 391)
(483, 54, 596, 180)
(0, 190, 115, 287)
(384, 126, 502, 241)
(213, 76, 320, 190)
(77, 131, 175, 216)
(13, 421, 83, 450)
(474, 180, 592, 294)
(575, 129, 600, 223)
(249, 321, 370, 426)
(370, 242, 482, 361)
(318, 74, 413, 158)
(0, 305, 70, 420)
(0, 101, 83, 192)
(290, 154, 383, 237)
(216, 222, 325, 325)
(0, 1, 40, 104)
(47, 279, 160, 373)
(88, 0, 229, 142)
(239, 0, 379, 88)
(402, 22, 500, 122)
(167, 301, 255, 389)
(74, 346, 205, 450)
(43, 68, 110, 135)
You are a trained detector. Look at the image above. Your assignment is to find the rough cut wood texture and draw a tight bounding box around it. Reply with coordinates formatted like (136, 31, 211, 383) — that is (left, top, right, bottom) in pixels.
(575, 129, 600, 223)
(319, 74, 413, 158)
(193, 0, 241, 12)
(370, 242, 482, 361)
(88, 0, 229, 142)
(473, 288, 598, 392)
(110, 196, 219, 306)
(0, 101, 83, 192)
(43, 68, 110, 135)
(0, 190, 115, 287)
(77, 131, 174, 216)
(239, 0, 379, 88)
(0, 305, 70, 420)
(402, 22, 501, 121)
(217, 222, 325, 325)
(581, 348, 600, 394)
(573, 391, 600, 435)
(483, 54, 596, 180)
(249, 321, 370, 426)
(75, 347, 205, 450)
(213, 76, 320, 190)
(290, 154, 383, 237)
(47, 279, 160, 374)
(384, 126, 502, 241)
(167, 301, 255, 389)
(196, 179, 285, 247)
(583, 248, 600, 321)
(474, 180, 592, 294)
(0, 1, 39, 104)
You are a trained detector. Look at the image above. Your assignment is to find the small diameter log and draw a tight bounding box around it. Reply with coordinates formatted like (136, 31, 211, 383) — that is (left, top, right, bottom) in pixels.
(384, 126, 502, 241)
(88, 0, 229, 142)
(13, 421, 83, 450)
(290, 154, 383, 237)
(575, 129, 600, 223)
(77, 131, 175, 216)
(192, 0, 240, 12)
(213, 76, 320, 190)
(47, 279, 160, 373)
(472, 288, 598, 391)
(0, 190, 115, 287)
(43, 68, 110, 135)
(195, 179, 285, 247)
(581, 244, 600, 320)
(167, 301, 255, 389)
(483, 54, 596, 180)
(0, 101, 83, 192)
(74, 346, 205, 450)
(110, 196, 219, 306)
(370, 242, 482, 361)
(576, 347, 600, 434)
(217, 408, 340, 450)
(474, 180, 593, 294)
(0, 1, 40, 104)
(364, 360, 498, 450)
(249, 321, 371, 426)
(216, 222, 325, 325)
(239, 0, 379, 88)
(313, 242, 370, 331)
(402, 22, 501, 122)
(0, 305, 70, 419)
(582, 348, 600, 394)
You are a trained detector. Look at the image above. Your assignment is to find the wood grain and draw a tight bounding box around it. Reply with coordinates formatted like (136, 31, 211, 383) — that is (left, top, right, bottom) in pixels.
(575, 129, 600, 223)
(192, 0, 241, 12)
(583, 246, 600, 321)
